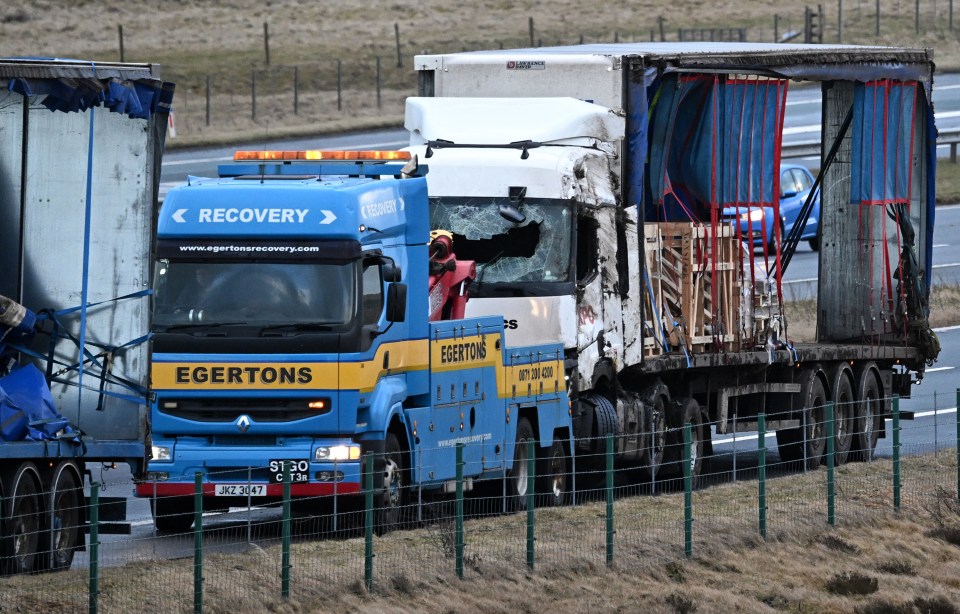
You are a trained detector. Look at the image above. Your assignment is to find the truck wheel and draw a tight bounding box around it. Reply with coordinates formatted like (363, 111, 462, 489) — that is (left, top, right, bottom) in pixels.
(536, 439, 568, 507)
(151, 495, 195, 533)
(1, 463, 43, 575)
(831, 370, 855, 465)
(642, 383, 670, 479)
(508, 418, 535, 512)
(41, 463, 81, 571)
(851, 367, 882, 462)
(776, 369, 828, 469)
(375, 432, 407, 535)
(670, 398, 706, 488)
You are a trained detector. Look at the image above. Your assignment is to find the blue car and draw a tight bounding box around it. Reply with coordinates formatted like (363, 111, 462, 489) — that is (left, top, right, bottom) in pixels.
(722, 163, 821, 252)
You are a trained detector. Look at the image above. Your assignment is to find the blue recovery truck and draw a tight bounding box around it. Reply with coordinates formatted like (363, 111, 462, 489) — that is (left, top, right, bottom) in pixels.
(0, 59, 174, 573)
(138, 150, 572, 531)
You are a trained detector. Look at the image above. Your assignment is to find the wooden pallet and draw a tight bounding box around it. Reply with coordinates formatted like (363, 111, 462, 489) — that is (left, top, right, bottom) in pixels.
(643, 222, 741, 354)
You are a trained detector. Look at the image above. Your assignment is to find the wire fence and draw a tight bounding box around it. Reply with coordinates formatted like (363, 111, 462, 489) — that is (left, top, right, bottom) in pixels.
(1, 391, 958, 611)
(157, 2, 956, 144)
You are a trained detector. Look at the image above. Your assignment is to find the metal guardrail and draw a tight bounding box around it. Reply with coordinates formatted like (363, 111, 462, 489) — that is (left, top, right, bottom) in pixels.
(782, 127, 960, 163)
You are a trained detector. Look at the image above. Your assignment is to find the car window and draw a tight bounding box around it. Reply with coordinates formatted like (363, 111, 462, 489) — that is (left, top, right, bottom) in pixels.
(794, 168, 814, 192)
(780, 170, 802, 197)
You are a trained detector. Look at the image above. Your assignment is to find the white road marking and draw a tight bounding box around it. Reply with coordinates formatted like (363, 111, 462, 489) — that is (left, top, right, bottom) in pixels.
(714, 406, 957, 445)
(783, 277, 817, 285)
(932, 262, 960, 269)
(933, 244, 949, 248)
(933, 324, 960, 333)
(925, 366, 955, 373)
(936, 85, 960, 91)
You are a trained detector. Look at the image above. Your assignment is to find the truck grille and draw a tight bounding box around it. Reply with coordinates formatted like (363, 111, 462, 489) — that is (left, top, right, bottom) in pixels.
(207, 467, 274, 482)
(213, 435, 278, 447)
(158, 397, 329, 422)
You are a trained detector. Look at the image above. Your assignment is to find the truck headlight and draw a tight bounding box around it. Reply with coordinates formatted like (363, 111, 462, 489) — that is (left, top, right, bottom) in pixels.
(739, 209, 765, 221)
(151, 445, 172, 462)
(315, 445, 361, 461)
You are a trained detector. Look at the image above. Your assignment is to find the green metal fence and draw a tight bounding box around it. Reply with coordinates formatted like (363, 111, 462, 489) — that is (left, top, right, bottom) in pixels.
(2, 390, 958, 612)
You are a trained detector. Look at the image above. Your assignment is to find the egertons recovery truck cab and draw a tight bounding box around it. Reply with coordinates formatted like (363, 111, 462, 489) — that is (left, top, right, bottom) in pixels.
(137, 151, 572, 531)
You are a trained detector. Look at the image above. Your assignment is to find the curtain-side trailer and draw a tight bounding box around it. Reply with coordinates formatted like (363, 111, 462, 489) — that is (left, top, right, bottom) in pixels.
(406, 43, 939, 477)
(0, 59, 173, 574)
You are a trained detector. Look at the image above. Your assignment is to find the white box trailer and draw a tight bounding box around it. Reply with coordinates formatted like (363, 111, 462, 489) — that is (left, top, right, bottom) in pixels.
(0, 58, 173, 573)
(406, 43, 938, 477)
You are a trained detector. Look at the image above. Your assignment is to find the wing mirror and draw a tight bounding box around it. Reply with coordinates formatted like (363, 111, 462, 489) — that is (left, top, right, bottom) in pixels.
(386, 283, 407, 322)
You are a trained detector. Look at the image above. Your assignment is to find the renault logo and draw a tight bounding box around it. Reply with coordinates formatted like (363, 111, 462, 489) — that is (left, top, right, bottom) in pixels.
(236, 415, 251, 433)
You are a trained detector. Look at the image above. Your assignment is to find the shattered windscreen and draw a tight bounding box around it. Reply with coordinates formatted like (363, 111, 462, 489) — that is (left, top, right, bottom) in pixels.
(430, 197, 574, 287)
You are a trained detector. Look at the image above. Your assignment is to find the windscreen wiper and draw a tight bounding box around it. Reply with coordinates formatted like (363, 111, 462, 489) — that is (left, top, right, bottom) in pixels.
(259, 322, 336, 333)
(425, 139, 542, 160)
(156, 321, 250, 332)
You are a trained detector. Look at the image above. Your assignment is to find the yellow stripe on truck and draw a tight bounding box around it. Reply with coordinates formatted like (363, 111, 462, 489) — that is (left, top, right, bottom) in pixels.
(152, 340, 430, 392)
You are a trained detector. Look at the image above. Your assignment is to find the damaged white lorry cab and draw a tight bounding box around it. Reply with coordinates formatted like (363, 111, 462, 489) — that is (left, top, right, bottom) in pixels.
(406, 43, 939, 475)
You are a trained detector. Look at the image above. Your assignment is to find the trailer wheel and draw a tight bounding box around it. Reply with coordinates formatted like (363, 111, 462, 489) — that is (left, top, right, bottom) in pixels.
(536, 439, 568, 507)
(151, 496, 195, 533)
(851, 367, 882, 462)
(41, 463, 81, 571)
(776, 369, 827, 469)
(1, 463, 43, 575)
(831, 369, 855, 465)
(508, 418, 535, 512)
(375, 432, 407, 535)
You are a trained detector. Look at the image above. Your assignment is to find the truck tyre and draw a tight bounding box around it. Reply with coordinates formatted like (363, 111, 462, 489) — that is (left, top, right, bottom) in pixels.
(1, 463, 43, 575)
(40, 463, 82, 571)
(641, 382, 670, 479)
(151, 496, 195, 533)
(830, 368, 855, 465)
(668, 398, 706, 488)
(776, 369, 828, 469)
(850, 366, 882, 462)
(508, 418, 535, 512)
(581, 393, 619, 455)
(536, 439, 568, 507)
(375, 432, 407, 535)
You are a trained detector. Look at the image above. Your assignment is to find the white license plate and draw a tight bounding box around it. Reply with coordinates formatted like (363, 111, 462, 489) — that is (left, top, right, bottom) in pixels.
(214, 484, 267, 497)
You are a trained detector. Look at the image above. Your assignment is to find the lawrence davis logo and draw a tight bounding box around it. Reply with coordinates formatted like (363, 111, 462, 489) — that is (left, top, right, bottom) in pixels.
(175, 365, 312, 385)
(439, 338, 487, 365)
(506, 60, 545, 70)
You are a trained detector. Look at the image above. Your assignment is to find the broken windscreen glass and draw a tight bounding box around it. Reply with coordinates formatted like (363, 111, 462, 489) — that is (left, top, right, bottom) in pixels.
(430, 197, 573, 285)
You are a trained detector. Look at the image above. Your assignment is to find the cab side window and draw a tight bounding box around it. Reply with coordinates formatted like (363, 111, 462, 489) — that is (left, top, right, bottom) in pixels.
(361, 265, 384, 327)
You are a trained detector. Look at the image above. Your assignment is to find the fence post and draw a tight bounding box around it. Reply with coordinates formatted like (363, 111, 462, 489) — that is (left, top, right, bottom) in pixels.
(193, 472, 203, 614)
(395, 23, 402, 68)
(774, 14, 779, 42)
(915, 0, 920, 33)
(118, 25, 124, 63)
(529, 17, 535, 46)
(875, 0, 880, 36)
(838, 0, 843, 42)
(293, 66, 299, 115)
(658, 16, 666, 41)
(683, 422, 693, 559)
(375, 57, 381, 110)
(455, 443, 464, 579)
(251, 70, 257, 121)
(956, 388, 959, 503)
(263, 22, 270, 66)
(336, 59, 342, 112)
(569, 432, 577, 507)
(826, 402, 836, 526)
(205, 76, 211, 127)
(893, 395, 901, 512)
(605, 434, 614, 566)
(758, 414, 767, 539)
(89, 482, 100, 614)
(364, 453, 374, 591)
(526, 439, 535, 571)
(281, 461, 291, 598)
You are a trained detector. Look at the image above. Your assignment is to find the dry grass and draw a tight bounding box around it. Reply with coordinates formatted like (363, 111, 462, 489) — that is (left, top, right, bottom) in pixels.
(3, 452, 959, 613)
(0, 1, 956, 148)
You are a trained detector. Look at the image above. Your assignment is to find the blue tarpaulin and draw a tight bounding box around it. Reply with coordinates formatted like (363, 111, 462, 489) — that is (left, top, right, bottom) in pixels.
(647, 74, 787, 221)
(850, 80, 918, 206)
(0, 364, 76, 443)
(7, 73, 172, 119)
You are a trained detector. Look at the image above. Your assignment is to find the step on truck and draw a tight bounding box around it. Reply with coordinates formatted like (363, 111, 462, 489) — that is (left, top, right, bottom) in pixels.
(405, 43, 940, 477)
(138, 150, 572, 531)
(0, 59, 174, 573)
